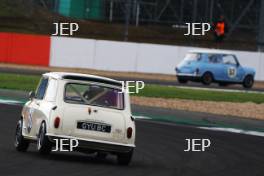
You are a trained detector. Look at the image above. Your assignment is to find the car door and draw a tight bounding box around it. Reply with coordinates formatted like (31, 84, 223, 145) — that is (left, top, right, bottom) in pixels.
(23, 100, 40, 138)
(207, 54, 225, 80)
(28, 77, 49, 137)
(222, 55, 244, 82)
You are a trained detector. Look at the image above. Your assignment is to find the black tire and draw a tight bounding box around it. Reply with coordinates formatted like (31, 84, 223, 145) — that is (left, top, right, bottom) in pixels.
(117, 150, 133, 166)
(14, 119, 29, 152)
(37, 122, 52, 155)
(243, 75, 254, 88)
(202, 72, 213, 85)
(177, 77, 188, 84)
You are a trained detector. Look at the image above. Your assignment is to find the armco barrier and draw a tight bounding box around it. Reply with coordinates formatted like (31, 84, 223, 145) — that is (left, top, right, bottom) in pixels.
(50, 36, 264, 80)
(136, 43, 179, 74)
(93, 40, 138, 72)
(50, 37, 95, 69)
(0, 33, 11, 63)
(0, 32, 50, 66)
(260, 53, 264, 80)
(1, 32, 264, 81)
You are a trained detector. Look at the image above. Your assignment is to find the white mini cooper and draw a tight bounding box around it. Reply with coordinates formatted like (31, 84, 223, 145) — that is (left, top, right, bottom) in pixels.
(14, 72, 135, 165)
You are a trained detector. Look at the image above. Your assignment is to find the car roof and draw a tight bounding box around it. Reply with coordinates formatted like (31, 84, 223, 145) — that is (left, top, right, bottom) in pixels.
(43, 72, 122, 87)
(189, 49, 234, 55)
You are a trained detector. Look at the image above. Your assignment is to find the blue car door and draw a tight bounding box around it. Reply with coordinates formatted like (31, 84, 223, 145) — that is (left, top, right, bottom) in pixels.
(205, 54, 223, 80)
(222, 55, 244, 82)
(207, 54, 225, 81)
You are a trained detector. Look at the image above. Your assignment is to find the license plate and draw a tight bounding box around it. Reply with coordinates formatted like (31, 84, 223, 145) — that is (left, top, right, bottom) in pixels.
(77, 122, 111, 133)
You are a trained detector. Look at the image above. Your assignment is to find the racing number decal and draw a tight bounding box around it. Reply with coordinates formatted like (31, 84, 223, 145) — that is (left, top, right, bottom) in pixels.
(227, 67, 236, 78)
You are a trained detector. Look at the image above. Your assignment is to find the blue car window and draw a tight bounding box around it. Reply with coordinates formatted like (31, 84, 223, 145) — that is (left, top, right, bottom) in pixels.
(223, 55, 237, 65)
(209, 54, 222, 63)
(216, 55, 223, 63)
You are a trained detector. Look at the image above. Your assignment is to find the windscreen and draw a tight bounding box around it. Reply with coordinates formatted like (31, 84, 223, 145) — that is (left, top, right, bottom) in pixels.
(64, 83, 124, 110)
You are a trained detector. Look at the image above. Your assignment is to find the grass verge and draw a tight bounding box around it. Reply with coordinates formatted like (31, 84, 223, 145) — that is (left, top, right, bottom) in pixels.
(0, 73, 39, 91)
(134, 84, 264, 104)
(1, 73, 264, 104)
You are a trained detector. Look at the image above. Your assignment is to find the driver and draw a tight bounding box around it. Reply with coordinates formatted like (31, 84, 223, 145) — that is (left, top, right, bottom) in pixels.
(83, 86, 104, 100)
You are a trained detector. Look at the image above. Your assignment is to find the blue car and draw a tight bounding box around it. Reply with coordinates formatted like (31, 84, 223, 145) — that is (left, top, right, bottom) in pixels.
(175, 50, 256, 88)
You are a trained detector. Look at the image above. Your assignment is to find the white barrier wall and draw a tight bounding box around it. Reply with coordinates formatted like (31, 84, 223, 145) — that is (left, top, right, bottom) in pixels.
(93, 40, 138, 72)
(260, 53, 264, 80)
(50, 37, 96, 69)
(50, 36, 264, 81)
(136, 44, 179, 74)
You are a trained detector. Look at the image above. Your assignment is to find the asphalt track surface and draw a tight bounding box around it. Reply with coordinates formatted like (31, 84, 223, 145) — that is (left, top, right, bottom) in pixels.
(0, 67, 263, 92)
(1, 103, 264, 176)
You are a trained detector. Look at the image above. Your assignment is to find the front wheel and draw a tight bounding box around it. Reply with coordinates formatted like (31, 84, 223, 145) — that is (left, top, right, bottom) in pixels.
(243, 75, 254, 88)
(14, 119, 29, 152)
(37, 122, 52, 155)
(117, 150, 133, 166)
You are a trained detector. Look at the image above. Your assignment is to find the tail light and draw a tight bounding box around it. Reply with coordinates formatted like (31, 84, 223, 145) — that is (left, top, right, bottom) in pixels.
(127, 127, 133, 139)
(54, 117, 60, 128)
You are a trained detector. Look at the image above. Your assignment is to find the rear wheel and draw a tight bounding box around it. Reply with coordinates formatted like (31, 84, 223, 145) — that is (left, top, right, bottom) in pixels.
(117, 150, 133, 166)
(37, 122, 52, 155)
(202, 72, 213, 85)
(243, 75, 254, 88)
(177, 77, 188, 84)
(14, 119, 29, 152)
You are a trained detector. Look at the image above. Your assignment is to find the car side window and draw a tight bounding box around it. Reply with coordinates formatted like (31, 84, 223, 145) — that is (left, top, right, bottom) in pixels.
(208, 54, 222, 63)
(45, 79, 58, 102)
(222, 55, 237, 65)
(35, 77, 49, 100)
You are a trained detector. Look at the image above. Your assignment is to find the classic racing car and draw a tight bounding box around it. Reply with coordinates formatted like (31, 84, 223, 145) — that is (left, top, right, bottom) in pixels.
(14, 72, 135, 165)
(175, 50, 256, 88)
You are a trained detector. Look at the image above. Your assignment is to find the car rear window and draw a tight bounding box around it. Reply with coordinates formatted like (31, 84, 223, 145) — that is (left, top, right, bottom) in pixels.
(64, 83, 124, 110)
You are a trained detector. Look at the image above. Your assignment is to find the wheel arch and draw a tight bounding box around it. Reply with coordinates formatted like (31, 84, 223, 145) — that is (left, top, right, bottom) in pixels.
(202, 71, 215, 80)
(36, 120, 48, 137)
(243, 73, 254, 81)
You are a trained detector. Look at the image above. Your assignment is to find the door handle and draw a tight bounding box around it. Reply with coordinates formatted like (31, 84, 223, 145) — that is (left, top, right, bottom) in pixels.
(36, 102, 40, 106)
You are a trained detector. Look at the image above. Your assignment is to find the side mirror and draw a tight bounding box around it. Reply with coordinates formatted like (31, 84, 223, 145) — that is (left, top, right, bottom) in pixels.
(29, 91, 35, 100)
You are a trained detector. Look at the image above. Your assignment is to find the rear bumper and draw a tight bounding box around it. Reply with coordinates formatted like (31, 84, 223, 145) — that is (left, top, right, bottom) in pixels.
(46, 133, 135, 153)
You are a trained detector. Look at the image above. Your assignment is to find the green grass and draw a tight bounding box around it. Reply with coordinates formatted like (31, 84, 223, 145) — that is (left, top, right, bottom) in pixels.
(0, 73, 40, 91)
(133, 85, 264, 104)
(0, 73, 264, 104)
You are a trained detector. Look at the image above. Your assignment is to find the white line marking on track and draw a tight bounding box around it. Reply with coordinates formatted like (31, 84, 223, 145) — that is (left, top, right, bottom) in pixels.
(0, 99, 24, 105)
(173, 85, 264, 94)
(199, 127, 264, 137)
(134, 115, 152, 120)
